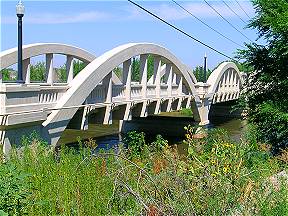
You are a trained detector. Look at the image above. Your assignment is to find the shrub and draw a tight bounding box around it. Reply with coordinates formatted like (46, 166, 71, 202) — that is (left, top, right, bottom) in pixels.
(251, 102, 288, 153)
(123, 131, 146, 159)
(0, 163, 30, 215)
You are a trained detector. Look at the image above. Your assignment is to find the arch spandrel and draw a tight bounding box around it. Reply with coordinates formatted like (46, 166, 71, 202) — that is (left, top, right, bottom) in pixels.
(43, 43, 201, 129)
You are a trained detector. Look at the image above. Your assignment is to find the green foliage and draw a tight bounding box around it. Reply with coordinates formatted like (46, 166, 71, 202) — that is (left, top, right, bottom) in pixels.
(238, 0, 288, 151)
(193, 66, 212, 82)
(73, 60, 86, 77)
(30, 62, 46, 82)
(56, 64, 67, 82)
(1, 129, 287, 215)
(151, 134, 168, 152)
(180, 108, 193, 116)
(129, 55, 154, 82)
(0, 68, 16, 81)
(123, 130, 146, 159)
(113, 66, 122, 79)
(131, 57, 140, 81)
(251, 102, 288, 153)
(0, 163, 30, 215)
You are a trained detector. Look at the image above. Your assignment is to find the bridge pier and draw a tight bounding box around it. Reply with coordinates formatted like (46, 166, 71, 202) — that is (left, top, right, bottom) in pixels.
(194, 82, 213, 126)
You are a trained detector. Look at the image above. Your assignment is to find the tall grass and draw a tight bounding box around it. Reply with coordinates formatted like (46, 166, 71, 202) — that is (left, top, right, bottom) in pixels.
(0, 129, 287, 215)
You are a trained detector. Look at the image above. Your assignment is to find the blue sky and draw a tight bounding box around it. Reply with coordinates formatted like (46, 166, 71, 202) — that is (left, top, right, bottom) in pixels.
(1, 0, 259, 69)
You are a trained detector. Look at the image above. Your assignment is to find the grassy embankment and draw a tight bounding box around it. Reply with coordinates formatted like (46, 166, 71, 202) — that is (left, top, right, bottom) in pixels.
(0, 126, 287, 215)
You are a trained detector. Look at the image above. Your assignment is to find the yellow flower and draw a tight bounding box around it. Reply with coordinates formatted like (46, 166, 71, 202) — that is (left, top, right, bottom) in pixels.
(211, 159, 216, 164)
(186, 134, 191, 139)
(223, 167, 229, 173)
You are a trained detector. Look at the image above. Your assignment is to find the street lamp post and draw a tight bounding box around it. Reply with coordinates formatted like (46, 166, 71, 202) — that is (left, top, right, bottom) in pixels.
(16, 0, 25, 83)
(203, 53, 207, 82)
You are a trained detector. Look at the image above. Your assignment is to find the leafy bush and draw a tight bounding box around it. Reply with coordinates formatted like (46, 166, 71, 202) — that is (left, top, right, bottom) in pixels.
(251, 102, 288, 153)
(151, 134, 168, 152)
(123, 130, 146, 159)
(0, 163, 30, 215)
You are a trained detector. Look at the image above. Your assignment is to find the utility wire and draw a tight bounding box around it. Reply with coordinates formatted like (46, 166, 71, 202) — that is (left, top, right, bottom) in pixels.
(172, 0, 245, 49)
(128, 0, 236, 61)
(203, 0, 253, 42)
(221, 0, 247, 24)
(235, 0, 251, 19)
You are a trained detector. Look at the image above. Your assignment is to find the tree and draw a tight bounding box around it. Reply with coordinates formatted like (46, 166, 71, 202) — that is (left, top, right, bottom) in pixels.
(73, 60, 86, 77)
(193, 66, 212, 82)
(30, 62, 46, 81)
(238, 0, 288, 152)
(0, 68, 16, 81)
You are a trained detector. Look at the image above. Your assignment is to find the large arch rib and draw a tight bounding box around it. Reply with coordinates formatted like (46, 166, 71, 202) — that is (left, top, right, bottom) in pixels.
(42, 43, 201, 145)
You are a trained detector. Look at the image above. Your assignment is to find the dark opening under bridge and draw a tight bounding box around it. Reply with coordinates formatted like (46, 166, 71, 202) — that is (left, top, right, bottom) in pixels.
(0, 43, 245, 153)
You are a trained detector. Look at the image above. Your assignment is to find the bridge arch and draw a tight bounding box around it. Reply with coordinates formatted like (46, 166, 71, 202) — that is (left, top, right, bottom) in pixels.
(0, 43, 122, 84)
(42, 43, 201, 146)
(207, 62, 243, 103)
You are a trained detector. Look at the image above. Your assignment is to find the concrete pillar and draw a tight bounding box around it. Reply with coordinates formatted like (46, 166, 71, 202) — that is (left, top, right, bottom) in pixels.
(123, 59, 132, 101)
(176, 98, 182, 110)
(23, 58, 30, 84)
(185, 96, 192, 109)
(140, 100, 148, 117)
(80, 106, 89, 130)
(177, 75, 183, 96)
(66, 55, 74, 83)
(195, 82, 212, 125)
(46, 53, 54, 84)
(154, 99, 161, 114)
(166, 99, 172, 112)
(166, 64, 173, 97)
(172, 71, 177, 84)
(103, 72, 112, 103)
(103, 105, 112, 125)
(123, 102, 132, 121)
(140, 54, 148, 98)
(153, 56, 161, 98)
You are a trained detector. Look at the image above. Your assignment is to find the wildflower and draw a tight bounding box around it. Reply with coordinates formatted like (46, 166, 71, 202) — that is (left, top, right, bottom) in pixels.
(211, 159, 216, 165)
(223, 167, 229, 173)
(186, 134, 191, 139)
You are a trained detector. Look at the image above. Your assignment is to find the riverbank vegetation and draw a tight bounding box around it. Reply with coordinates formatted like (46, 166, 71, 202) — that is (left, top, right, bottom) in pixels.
(1, 128, 287, 215)
(238, 0, 288, 153)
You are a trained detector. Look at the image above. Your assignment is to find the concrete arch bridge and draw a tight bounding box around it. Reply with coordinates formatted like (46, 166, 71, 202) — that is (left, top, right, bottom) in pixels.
(0, 43, 244, 153)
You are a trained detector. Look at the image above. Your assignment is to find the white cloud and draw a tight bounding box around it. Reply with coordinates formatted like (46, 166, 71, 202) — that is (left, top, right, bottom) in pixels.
(1, 11, 112, 24)
(125, 1, 254, 21)
(1, 1, 255, 24)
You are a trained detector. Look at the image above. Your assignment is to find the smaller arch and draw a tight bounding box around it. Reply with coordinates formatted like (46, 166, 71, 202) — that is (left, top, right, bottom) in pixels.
(207, 62, 243, 95)
(0, 43, 96, 69)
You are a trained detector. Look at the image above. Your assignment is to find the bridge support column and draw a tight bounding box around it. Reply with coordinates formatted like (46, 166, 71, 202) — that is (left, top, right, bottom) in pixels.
(140, 100, 148, 117)
(123, 59, 132, 101)
(66, 55, 74, 83)
(154, 99, 161, 114)
(195, 82, 213, 125)
(46, 53, 54, 84)
(23, 58, 30, 84)
(153, 56, 161, 98)
(140, 54, 148, 98)
(103, 105, 112, 125)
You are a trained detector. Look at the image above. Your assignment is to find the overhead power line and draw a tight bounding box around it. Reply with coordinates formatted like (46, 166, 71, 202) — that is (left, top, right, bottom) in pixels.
(221, 0, 247, 24)
(172, 0, 245, 49)
(235, 0, 251, 19)
(128, 0, 236, 61)
(203, 0, 253, 42)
